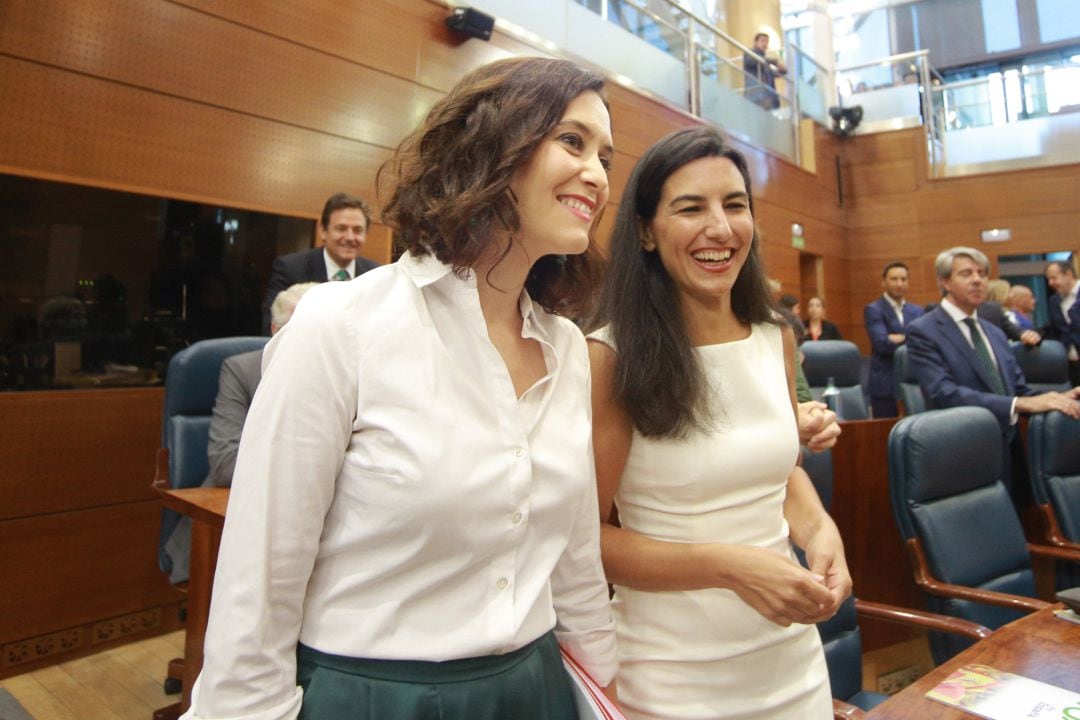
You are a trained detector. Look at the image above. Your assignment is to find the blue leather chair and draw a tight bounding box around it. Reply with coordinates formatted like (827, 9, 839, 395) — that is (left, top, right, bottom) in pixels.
(887, 407, 1072, 664)
(1012, 339, 1071, 393)
(1027, 412, 1080, 589)
(798, 447, 989, 717)
(801, 340, 869, 420)
(892, 344, 926, 416)
(156, 336, 268, 575)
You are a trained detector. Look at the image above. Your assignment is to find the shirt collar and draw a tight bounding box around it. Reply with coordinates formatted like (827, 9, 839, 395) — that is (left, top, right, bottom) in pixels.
(883, 293, 905, 311)
(941, 297, 976, 323)
(397, 251, 545, 339)
(323, 249, 354, 278)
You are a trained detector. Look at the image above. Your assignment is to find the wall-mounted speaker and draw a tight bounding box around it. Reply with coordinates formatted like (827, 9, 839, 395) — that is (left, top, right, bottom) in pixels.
(446, 7, 495, 41)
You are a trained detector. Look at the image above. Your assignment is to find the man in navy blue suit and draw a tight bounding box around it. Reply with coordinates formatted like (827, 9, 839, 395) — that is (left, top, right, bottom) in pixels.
(260, 193, 380, 334)
(864, 262, 924, 418)
(1045, 260, 1080, 386)
(908, 247, 1080, 489)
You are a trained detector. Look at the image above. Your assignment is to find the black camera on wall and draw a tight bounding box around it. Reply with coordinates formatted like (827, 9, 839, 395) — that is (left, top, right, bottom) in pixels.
(828, 105, 863, 137)
(446, 7, 495, 41)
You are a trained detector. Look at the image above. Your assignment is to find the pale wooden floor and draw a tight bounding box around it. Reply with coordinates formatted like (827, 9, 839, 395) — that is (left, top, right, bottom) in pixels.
(0, 629, 935, 717)
(0, 631, 184, 720)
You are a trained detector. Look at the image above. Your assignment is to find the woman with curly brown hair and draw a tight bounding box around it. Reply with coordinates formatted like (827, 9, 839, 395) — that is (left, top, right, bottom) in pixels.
(184, 57, 617, 720)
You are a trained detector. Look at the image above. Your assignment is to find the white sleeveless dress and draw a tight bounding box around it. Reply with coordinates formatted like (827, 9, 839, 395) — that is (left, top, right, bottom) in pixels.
(593, 323, 831, 720)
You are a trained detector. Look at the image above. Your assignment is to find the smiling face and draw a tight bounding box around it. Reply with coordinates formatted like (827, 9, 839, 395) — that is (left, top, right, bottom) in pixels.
(942, 254, 989, 315)
(320, 207, 368, 269)
(643, 156, 754, 311)
(508, 91, 613, 262)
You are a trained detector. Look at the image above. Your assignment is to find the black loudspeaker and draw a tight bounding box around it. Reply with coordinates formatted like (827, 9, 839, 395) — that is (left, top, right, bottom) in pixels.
(445, 7, 495, 41)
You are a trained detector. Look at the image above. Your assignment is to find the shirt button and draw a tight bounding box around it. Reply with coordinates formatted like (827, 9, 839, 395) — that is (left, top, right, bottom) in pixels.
(511, 512, 523, 524)
(496, 577, 509, 590)
(513, 447, 525, 457)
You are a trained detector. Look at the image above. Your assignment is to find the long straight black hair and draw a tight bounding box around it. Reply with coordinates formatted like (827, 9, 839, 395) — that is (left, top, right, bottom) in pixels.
(589, 126, 779, 438)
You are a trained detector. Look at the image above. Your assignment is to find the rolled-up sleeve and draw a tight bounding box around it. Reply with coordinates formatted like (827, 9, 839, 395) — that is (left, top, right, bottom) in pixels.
(183, 284, 359, 720)
(549, 366, 618, 687)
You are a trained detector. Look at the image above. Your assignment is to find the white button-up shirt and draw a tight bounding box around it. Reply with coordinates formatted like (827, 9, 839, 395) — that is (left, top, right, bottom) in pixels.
(185, 252, 616, 720)
(322, 248, 354, 280)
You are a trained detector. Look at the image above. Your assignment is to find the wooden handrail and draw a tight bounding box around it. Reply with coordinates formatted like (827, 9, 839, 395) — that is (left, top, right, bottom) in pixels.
(1028, 542, 1080, 562)
(1038, 504, 1080, 552)
(833, 698, 865, 719)
(906, 538, 1050, 613)
(854, 598, 992, 641)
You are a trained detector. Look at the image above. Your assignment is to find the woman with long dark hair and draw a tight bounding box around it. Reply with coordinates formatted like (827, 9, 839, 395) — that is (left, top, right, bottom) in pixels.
(184, 57, 617, 720)
(588, 126, 850, 719)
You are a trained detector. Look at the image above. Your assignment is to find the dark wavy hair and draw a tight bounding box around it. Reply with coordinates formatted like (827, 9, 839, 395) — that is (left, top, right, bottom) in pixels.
(589, 126, 779, 438)
(379, 57, 607, 316)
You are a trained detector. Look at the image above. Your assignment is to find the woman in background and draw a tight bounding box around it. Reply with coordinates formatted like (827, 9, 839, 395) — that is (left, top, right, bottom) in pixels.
(588, 126, 849, 720)
(805, 296, 843, 341)
(184, 57, 617, 720)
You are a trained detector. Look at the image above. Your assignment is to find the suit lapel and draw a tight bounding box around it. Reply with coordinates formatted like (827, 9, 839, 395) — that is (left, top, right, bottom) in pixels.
(310, 248, 328, 282)
(934, 309, 1000, 393)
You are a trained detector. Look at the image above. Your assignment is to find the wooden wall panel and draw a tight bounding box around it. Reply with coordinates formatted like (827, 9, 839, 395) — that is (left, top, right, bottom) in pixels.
(841, 126, 1080, 352)
(0, 55, 393, 222)
(0, 502, 181, 646)
(0, 389, 163, 520)
(0, 0, 445, 153)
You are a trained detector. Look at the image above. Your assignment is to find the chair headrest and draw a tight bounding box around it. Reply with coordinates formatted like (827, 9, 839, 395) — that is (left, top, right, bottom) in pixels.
(1032, 412, 1080, 476)
(894, 344, 919, 383)
(163, 336, 268, 422)
(1012, 340, 1068, 384)
(801, 340, 862, 386)
(890, 406, 1002, 505)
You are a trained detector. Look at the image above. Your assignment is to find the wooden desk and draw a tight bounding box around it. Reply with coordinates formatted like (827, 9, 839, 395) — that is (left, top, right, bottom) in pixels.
(158, 487, 229, 713)
(867, 606, 1080, 719)
(831, 418, 926, 649)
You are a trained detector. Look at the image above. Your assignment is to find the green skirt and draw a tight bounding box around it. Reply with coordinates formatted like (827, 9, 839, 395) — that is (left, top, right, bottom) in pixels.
(296, 631, 579, 720)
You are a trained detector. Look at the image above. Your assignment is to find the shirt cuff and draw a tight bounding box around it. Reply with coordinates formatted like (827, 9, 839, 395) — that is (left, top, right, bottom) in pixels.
(181, 674, 303, 720)
(555, 623, 618, 687)
(1010, 398, 1018, 425)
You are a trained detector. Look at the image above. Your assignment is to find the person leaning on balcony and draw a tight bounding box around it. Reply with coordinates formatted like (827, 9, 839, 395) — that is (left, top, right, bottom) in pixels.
(743, 32, 786, 111)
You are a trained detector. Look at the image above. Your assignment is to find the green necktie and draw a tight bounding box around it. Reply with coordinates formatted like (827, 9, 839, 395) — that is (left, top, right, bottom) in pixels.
(333, 268, 350, 281)
(962, 318, 1006, 395)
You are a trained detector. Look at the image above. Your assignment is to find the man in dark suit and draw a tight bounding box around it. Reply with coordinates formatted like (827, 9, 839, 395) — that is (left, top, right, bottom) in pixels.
(864, 261, 924, 417)
(908, 247, 1080, 490)
(260, 193, 380, 334)
(1045, 260, 1080, 386)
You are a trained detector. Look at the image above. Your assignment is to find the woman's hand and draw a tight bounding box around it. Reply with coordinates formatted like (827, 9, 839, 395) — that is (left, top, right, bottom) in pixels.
(715, 544, 836, 627)
(801, 523, 852, 621)
(797, 401, 841, 451)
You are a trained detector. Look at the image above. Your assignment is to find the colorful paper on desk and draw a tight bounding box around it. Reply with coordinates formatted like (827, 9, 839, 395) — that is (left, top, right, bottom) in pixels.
(560, 648, 626, 720)
(925, 664, 1080, 719)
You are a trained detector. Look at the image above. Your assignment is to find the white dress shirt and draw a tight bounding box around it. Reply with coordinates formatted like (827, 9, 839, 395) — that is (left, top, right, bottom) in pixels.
(1060, 282, 1079, 360)
(322, 249, 354, 280)
(940, 297, 1018, 423)
(184, 252, 616, 720)
(883, 293, 907, 325)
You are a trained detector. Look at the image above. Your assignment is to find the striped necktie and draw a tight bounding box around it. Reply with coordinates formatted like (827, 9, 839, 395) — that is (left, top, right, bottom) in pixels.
(963, 318, 1006, 395)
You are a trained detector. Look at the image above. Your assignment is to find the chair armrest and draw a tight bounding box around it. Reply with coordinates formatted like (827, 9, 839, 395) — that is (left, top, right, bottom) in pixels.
(1037, 504, 1080, 552)
(833, 698, 866, 719)
(1028, 542, 1080, 561)
(905, 538, 1050, 613)
(854, 599, 992, 641)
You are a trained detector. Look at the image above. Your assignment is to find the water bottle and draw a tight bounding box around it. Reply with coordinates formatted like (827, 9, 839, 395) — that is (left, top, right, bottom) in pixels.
(822, 376, 842, 418)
